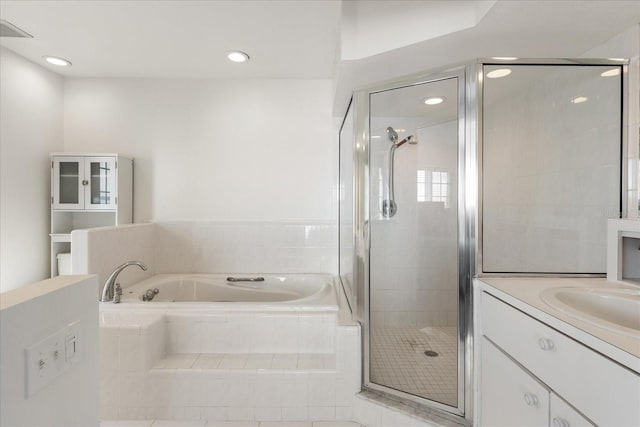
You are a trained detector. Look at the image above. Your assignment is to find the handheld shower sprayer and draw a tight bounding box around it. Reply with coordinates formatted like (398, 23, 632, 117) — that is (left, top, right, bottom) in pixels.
(382, 126, 418, 218)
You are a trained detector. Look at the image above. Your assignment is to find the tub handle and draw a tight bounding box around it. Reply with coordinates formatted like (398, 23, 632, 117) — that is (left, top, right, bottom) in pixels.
(226, 276, 265, 282)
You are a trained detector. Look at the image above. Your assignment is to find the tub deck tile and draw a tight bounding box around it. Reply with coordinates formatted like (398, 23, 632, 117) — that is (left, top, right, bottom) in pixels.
(154, 353, 199, 369)
(153, 353, 337, 372)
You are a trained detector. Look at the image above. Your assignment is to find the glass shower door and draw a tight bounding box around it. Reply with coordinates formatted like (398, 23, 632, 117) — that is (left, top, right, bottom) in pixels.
(366, 76, 464, 413)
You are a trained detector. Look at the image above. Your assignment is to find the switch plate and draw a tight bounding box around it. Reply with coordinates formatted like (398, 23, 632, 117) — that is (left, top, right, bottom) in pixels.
(25, 321, 81, 397)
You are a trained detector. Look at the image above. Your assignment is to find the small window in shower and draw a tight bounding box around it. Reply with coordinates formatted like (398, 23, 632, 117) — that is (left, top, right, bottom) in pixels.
(417, 170, 450, 208)
(417, 170, 427, 202)
(432, 171, 449, 207)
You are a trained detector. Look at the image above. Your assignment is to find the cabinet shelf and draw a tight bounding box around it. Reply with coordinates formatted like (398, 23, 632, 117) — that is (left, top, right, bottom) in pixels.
(49, 233, 71, 243)
(50, 154, 133, 277)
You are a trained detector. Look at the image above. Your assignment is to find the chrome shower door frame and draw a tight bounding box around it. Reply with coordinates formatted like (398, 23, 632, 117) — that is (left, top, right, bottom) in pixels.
(474, 58, 629, 276)
(354, 64, 474, 421)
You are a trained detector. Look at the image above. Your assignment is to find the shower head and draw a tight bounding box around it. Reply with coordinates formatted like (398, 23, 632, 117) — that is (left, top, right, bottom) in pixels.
(386, 127, 398, 143)
(394, 135, 418, 148)
(386, 126, 417, 147)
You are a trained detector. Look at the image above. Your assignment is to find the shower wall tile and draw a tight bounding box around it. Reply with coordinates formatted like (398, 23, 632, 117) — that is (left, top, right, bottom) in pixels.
(482, 65, 622, 273)
(369, 119, 459, 328)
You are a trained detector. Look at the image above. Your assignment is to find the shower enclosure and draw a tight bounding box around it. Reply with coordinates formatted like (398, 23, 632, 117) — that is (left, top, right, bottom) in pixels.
(339, 59, 627, 422)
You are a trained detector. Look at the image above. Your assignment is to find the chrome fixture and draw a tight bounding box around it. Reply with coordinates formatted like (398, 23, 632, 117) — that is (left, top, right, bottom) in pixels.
(226, 276, 265, 282)
(142, 288, 159, 302)
(226, 276, 265, 289)
(100, 261, 148, 302)
(113, 284, 122, 303)
(382, 126, 417, 217)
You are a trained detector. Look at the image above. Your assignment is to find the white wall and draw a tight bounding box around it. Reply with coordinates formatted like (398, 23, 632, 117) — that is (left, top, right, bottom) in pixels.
(0, 275, 99, 426)
(0, 47, 64, 292)
(63, 78, 336, 223)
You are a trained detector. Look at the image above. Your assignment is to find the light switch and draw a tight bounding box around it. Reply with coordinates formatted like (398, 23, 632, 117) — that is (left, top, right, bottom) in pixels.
(65, 334, 77, 362)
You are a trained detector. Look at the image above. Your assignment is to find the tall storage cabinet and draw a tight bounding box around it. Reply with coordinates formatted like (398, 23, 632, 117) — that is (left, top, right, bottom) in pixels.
(50, 153, 133, 276)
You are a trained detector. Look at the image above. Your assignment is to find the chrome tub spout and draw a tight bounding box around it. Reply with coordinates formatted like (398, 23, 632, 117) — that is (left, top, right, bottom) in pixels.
(100, 261, 148, 302)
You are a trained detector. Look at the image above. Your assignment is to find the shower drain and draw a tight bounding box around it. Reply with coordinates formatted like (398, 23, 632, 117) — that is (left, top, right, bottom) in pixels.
(424, 350, 439, 357)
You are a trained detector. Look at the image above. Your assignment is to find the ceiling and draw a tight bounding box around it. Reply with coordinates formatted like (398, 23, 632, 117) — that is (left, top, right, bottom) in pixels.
(0, 0, 341, 78)
(0, 0, 638, 89)
(334, 0, 640, 114)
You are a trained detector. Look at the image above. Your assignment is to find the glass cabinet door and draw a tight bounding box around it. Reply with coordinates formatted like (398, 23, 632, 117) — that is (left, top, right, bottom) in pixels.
(52, 157, 84, 210)
(84, 157, 117, 210)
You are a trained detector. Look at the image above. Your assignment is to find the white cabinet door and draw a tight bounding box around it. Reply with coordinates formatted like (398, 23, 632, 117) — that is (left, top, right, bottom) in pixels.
(482, 292, 640, 426)
(52, 156, 84, 210)
(550, 393, 594, 427)
(481, 337, 549, 427)
(83, 157, 117, 210)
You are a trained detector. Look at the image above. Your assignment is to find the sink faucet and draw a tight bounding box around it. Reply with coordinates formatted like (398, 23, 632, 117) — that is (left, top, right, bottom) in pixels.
(100, 261, 148, 302)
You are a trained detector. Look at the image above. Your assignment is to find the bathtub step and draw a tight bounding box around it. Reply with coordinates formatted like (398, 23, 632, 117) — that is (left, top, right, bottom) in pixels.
(152, 352, 337, 371)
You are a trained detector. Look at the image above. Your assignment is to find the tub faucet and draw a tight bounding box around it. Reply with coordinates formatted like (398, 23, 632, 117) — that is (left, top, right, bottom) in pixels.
(100, 261, 148, 302)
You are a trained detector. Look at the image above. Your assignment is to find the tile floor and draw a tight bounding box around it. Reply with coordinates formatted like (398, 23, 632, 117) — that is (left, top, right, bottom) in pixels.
(101, 421, 362, 427)
(369, 326, 457, 407)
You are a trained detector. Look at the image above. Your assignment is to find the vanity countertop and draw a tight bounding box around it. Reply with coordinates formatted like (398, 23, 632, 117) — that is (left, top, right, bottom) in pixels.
(475, 277, 640, 373)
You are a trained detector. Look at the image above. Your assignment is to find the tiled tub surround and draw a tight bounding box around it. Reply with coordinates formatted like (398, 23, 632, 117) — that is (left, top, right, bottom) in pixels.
(154, 221, 337, 275)
(73, 221, 337, 298)
(99, 277, 361, 423)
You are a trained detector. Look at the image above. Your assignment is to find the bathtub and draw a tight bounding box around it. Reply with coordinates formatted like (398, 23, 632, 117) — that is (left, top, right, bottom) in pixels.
(102, 273, 339, 312)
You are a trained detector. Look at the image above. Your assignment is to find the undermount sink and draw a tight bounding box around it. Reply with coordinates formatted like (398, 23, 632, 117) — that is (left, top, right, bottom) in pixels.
(540, 287, 640, 338)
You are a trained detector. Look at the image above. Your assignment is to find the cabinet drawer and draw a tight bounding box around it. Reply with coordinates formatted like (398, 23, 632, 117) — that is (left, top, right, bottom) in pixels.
(550, 393, 594, 427)
(482, 292, 640, 427)
(481, 337, 549, 426)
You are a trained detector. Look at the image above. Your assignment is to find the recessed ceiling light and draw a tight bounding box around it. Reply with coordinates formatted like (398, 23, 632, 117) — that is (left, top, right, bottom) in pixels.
(43, 56, 71, 67)
(227, 51, 250, 63)
(607, 58, 625, 61)
(491, 57, 518, 61)
(600, 68, 621, 77)
(424, 97, 445, 105)
(570, 96, 588, 104)
(486, 68, 511, 79)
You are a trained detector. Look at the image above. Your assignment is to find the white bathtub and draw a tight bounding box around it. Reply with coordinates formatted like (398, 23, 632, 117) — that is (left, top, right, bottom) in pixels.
(104, 273, 339, 312)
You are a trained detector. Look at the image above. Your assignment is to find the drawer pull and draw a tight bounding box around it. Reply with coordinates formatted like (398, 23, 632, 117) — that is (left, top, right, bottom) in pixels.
(552, 417, 570, 427)
(524, 392, 539, 406)
(538, 337, 555, 351)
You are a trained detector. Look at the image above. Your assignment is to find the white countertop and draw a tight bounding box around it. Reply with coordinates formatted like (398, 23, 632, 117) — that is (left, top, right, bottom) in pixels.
(475, 277, 640, 373)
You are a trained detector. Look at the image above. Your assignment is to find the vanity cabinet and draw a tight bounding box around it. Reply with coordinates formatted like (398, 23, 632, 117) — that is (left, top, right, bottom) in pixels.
(50, 153, 133, 276)
(478, 290, 640, 427)
(481, 336, 550, 426)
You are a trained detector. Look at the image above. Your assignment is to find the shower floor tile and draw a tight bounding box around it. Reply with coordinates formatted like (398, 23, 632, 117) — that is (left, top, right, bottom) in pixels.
(369, 326, 458, 407)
